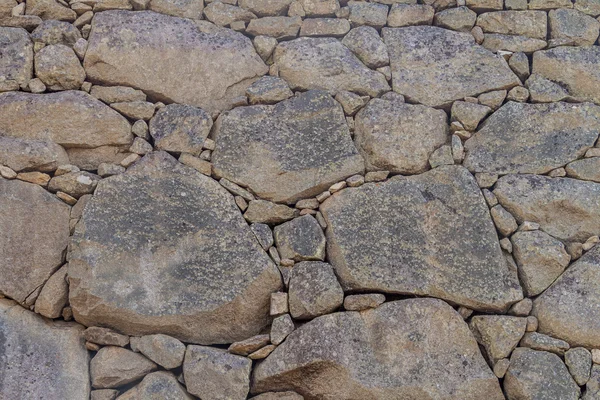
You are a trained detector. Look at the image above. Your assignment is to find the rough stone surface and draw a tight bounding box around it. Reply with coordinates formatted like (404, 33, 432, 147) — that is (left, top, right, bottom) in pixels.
(68, 152, 282, 344)
(244, 200, 297, 224)
(273, 37, 390, 97)
(549, 8, 600, 47)
(0, 91, 132, 149)
(504, 348, 580, 400)
(0, 27, 33, 85)
(91, 346, 157, 389)
(0, 137, 69, 172)
(274, 215, 326, 261)
(0, 299, 90, 399)
(34, 44, 85, 91)
(321, 165, 523, 312)
(83, 327, 129, 347)
(84, 11, 268, 114)
(565, 347, 592, 386)
(341, 26, 389, 69)
(34, 264, 68, 318)
(30, 20, 81, 47)
(343, 293, 386, 311)
(184, 345, 252, 400)
(470, 315, 527, 364)
(383, 26, 520, 108)
(149, 104, 212, 155)
(253, 298, 504, 399)
(533, 245, 600, 348)
(135, 334, 186, 370)
(136, 371, 194, 400)
(212, 90, 364, 204)
(494, 174, 600, 242)
(464, 102, 600, 174)
(0, 179, 70, 304)
(566, 157, 600, 182)
(476, 10, 547, 40)
(520, 332, 570, 356)
(354, 98, 448, 174)
(288, 261, 344, 319)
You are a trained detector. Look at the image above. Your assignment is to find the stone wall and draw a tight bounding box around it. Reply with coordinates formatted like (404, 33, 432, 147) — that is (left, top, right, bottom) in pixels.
(1, 0, 600, 398)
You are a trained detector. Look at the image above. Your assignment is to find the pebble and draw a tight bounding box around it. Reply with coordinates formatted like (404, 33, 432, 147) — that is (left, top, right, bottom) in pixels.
(346, 174, 364, 187)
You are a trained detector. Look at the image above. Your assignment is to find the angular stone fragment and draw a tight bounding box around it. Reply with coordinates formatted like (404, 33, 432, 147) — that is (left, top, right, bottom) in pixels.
(299, 0, 339, 16)
(566, 157, 600, 182)
(0, 179, 70, 304)
(246, 16, 301, 39)
(387, 3, 434, 27)
(533, 245, 600, 348)
(288, 261, 343, 319)
(26, 0, 76, 21)
(68, 152, 282, 344)
(482, 33, 547, 53)
(300, 17, 350, 37)
(213, 90, 364, 204)
(321, 165, 522, 312)
(526, 73, 570, 103)
(91, 346, 157, 389)
(184, 345, 252, 400)
(253, 298, 504, 399)
(111, 101, 155, 121)
(274, 215, 326, 261)
(251, 223, 274, 250)
(504, 348, 580, 400)
(565, 347, 592, 386)
(490, 204, 518, 236)
(0, 27, 33, 86)
(90, 85, 147, 104)
(354, 98, 448, 174)
(83, 327, 129, 347)
(511, 230, 570, 296)
(246, 76, 293, 105)
(434, 6, 477, 31)
(494, 174, 600, 242)
(383, 26, 519, 108)
(84, 11, 268, 114)
(91, 389, 119, 400)
(466, 0, 502, 11)
(136, 371, 193, 400)
(464, 102, 600, 174)
(136, 334, 186, 370)
(532, 47, 600, 105)
(0, 91, 132, 148)
(470, 315, 527, 364)
(34, 264, 68, 318)
(451, 101, 491, 131)
(35, 44, 85, 91)
(575, 0, 600, 15)
(244, 200, 297, 224)
(477, 11, 547, 40)
(520, 332, 570, 355)
(205, 2, 257, 26)
(273, 37, 390, 97)
(48, 171, 100, 198)
(549, 9, 600, 47)
(343, 293, 385, 311)
(348, 1, 389, 28)
(149, 104, 212, 155)
(239, 0, 293, 16)
(148, 0, 203, 18)
(228, 334, 270, 356)
(0, 137, 69, 172)
(0, 299, 90, 399)
(341, 26, 389, 69)
(270, 314, 294, 345)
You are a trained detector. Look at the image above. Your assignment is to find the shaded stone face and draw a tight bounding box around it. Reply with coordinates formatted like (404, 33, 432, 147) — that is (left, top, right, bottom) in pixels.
(383, 26, 520, 108)
(253, 298, 504, 399)
(0, 299, 90, 399)
(464, 102, 600, 174)
(212, 90, 364, 204)
(494, 174, 600, 242)
(0, 91, 132, 149)
(0, 27, 33, 86)
(320, 165, 522, 312)
(83, 11, 268, 114)
(0, 179, 70, 304)
(68, 152, 282, 344)
(533, 245, 600, 348)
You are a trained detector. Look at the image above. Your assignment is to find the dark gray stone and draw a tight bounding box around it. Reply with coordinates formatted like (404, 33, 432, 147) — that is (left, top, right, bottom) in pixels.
(288, 261, 343, 319)
(31, 20, 81, 47)
(136, 371, 193, 400)
(274, 215, 326, 261)
(0, 27, 33, 86)
(149, 104, 212, 156)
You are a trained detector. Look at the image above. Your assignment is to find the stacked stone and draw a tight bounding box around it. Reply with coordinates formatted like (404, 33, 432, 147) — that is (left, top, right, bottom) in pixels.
(3, 0, 600, 398)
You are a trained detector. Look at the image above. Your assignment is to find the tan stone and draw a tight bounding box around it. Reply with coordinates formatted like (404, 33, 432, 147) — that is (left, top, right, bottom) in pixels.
(91, 346, 157, 389)
(34, 264, 68, 318)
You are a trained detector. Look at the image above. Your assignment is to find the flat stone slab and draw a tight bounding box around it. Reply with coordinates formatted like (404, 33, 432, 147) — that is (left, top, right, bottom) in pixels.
(320, 165, 522, 312)
(533, 245, 600, 348)
(0, 179, 70, 304)
(0, 299, 90, 399)
(84, 11, 268, 114)
(494, 174, 600, 242)
(253, 298, 504, 399)
(464, 101, 600, 174)
(383, 26, 520, 108)
(0, 91, 132, 149)
(68, 151, 282, 344)
(212, 90, 364, 204)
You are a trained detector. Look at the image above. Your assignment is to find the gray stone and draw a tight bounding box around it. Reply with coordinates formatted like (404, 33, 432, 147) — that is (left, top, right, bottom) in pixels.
(354, 98, 448, 174)
(585, 365, 600, 399)
(288, 261, 343, 319)
(470, 315, 527, 364)
(466, 0, 502, 11)
(387, 3, 434, 27)
(476, 11, 547, 40)
(136, 334, 186, 370)
(334, 91, 369, 116)
(112, 101, 155, 121)
(239, 0, 293, 16)
(511, 230, 570, 296)
(204, 2, 257, 26)
(91, 389, 119, 400)
(0, 179, 70, 304)
(212, 90, 364, 204)
(34, 44, 85, 91)
(84, 11, 268, 115)
(383, 26, 520, 108)
(246, 76, 293, 105)
(0, 299, 90, 399)
(253, 298, 504, 399)
(68, 152, 282, 344)
(184, 345, 252, 400)
(533, 245, 600, 348)
(0, 27, 33, 86)
(520, 332, 570, 356)
(504, 348, 580, 400)
(433, 6, 477, 31)
(451, 101, 491, 131)
(0, 91, 132, 149)
(429, 145, 453, 168)
(482, 33, 547, 53)
(343, 293, 386, 311)
(464, 102, 600, 174)
(347, 1, 389, 29)
(490, 204, 517, 237)
(31, 20, 81, 47)
(274, 215, 325, 261)
(48, 171, 101, 198)
(566, 157, 600, 182)
(90, 85, 147, 104)
(246, 16, 301, 40)
(575, 0, 600, 15)
(0, 137, 69, 172)
(251, 223, 274, 250)
(494, 174, 600, 242)
(526, 74, 570, 103)
(532, 46, 600, 105)
(270, 314, 294, 345)
(299, 0, 339, 16)
(300, 18, 350, 37)
(148, 0, 203, 18)
(25, 0, 76, 21)
(149, 104, 212, 156)
(91, 346, 157, 389)
(549, 8, 600, 47)
(273, 37, 390, 97)
(341, 26, 389, 69)
(320, 165, 523, 312)
(244, 200, 297, 224)
(136, 371, 194, 400)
